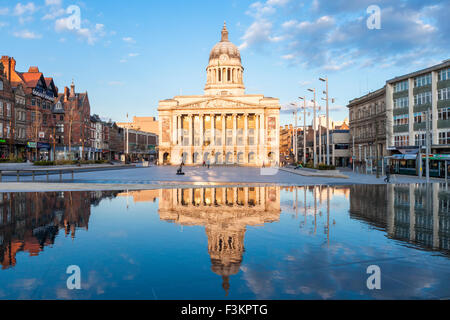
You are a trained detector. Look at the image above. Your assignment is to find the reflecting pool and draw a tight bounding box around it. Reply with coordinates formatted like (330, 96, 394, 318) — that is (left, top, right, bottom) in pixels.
(0, 184, 449, 299)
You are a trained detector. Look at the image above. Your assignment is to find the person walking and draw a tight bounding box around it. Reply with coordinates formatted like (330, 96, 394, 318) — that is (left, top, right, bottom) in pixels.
(384, 165, 391, 183)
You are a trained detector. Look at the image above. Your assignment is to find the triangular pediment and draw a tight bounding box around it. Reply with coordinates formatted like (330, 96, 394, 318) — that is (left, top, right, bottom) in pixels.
(177, 96, 260, 109)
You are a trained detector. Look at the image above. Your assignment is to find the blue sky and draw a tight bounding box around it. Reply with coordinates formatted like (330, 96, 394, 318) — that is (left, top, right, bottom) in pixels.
(0, 0, 448, 125)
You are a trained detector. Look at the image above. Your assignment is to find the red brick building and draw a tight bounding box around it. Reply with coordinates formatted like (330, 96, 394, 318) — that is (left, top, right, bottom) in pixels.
(52, 82, 91, 160)
(1, 56, 58, 161)
(0, 62, 15, 158)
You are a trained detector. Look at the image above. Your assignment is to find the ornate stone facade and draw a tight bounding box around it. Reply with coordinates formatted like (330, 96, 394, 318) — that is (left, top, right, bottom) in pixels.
(158, 23, 280, 166)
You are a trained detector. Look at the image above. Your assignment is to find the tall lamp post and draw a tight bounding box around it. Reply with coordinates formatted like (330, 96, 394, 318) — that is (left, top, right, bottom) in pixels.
(319, 77, 330, 165)
(299, 97, 307, 164)
(308, 88, 317, 167)
(290, 103, 298, 164)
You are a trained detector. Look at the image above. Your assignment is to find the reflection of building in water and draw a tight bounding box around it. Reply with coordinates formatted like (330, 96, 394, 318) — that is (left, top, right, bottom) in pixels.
(117, 190, 159, 203)
(350, 184, 450, 254)
(158, 186, 281, 295)
(0, 191, 119, 269)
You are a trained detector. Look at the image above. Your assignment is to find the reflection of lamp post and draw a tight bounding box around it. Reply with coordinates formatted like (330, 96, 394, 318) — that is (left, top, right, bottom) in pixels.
(298, 97, 307, 164)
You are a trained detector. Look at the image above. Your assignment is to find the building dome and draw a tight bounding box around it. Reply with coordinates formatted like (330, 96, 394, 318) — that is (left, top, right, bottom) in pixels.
(209, 23, 241, 62)
(205, 22, 245, 96)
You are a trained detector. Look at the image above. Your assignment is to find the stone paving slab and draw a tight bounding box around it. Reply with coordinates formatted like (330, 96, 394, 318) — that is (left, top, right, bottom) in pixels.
(279, 167, 349, 179)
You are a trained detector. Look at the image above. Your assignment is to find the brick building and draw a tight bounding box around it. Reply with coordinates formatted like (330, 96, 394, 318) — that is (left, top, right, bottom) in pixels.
(1, 56, 58, 161)
(52, 81, 91, 160)
(0, 62, 15, 158)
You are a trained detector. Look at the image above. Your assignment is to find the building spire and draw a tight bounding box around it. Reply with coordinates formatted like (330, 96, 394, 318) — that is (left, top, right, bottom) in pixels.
(221, 21, 229, 42)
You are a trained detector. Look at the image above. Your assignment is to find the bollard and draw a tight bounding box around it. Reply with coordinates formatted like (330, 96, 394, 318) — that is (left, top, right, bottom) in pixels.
(72, 170, 74, 180)
(17, 171, 20, 182)
(46, 171, 49, 182)
(32, 171, 35, 182)
(60, 170, 62, 182)
(0, 170, 2, 182)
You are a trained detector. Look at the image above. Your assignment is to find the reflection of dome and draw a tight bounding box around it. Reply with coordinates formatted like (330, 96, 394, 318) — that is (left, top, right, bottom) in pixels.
(209, 23, 241, 62)
(207, 226, 245, 296)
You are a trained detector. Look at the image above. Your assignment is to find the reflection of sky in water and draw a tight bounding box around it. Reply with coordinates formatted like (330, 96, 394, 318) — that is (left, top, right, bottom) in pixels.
(0, 185, 449, 300)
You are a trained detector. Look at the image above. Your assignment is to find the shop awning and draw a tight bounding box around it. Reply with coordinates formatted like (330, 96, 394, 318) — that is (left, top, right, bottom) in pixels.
(391, 154, 417, 160)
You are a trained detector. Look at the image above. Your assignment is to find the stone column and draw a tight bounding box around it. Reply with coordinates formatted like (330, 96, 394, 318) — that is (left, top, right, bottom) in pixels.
(232, 114, 237, 147)
(211, 114, 215, 147)
(172, 115, 177, 145)
(178, 115, 182, 146)
(221, 114, 226, 147)
(188, 115, 193, 147)
(200, 114, 204, 148)
(244, 113, 248, 147)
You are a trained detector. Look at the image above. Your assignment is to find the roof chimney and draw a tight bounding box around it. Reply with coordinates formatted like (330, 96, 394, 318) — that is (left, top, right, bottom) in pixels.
(1, 56, 16, 81)
(70, 80, 75, 97)
(64, 86, 69, 102)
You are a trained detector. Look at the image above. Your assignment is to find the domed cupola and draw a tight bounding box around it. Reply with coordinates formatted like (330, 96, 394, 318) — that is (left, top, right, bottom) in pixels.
(205, 22, 245, 96)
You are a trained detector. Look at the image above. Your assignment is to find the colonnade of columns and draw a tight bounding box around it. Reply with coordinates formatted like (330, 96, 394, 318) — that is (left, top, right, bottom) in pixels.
(170, 187, 269, 208)
(172, 113, 265, 148)
(207, 66, 243, 85)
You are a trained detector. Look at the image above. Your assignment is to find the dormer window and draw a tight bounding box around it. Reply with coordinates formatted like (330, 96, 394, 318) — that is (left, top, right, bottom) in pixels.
(55, 101, 62, 110)
(0, 80, 3, 91)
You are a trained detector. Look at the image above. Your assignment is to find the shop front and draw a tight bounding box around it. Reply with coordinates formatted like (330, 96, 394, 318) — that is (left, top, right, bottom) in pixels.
(0, 139, 9, 159)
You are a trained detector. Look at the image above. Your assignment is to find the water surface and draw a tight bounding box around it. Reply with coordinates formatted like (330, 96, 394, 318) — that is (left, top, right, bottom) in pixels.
(0, 184, 449, 299)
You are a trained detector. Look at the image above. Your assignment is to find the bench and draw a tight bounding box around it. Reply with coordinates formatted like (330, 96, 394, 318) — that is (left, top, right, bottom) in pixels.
(0, 169, 76, 182)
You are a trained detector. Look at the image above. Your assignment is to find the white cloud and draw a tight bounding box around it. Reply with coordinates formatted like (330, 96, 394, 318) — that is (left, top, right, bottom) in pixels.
(123, 37, 136, 44)
(14, 2, 36, 16)
(128, 53, 139, 57)
(13, 30, 42, 39)
(282, 54, 294, 60)
(0, 8, 9, 15)
(45, 0, 62, 5)
(42, 8, 64, 20)
(55, 18, 106, 45)
(239, 20, 281, 50)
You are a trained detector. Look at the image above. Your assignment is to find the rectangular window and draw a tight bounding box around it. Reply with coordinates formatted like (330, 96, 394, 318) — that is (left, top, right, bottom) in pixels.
(394, 80, 408, 93)
(415, 133, 426, 146)
(6, 103, 11, 118)
(0, 102, 2, 116)
(438, 87, 450, 101)
(414, 74, 432, 87)
(394, 97, 409, 108)
(414, 91, 432, 105)
(439, 107, 450, 121)
(0, 122, 3, 138)
(439, 68, 450, 81)
(393, 114, 409, 126)
(439, 131, 450, 145)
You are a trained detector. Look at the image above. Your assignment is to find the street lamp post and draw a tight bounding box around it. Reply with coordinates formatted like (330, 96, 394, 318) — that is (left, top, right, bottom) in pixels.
(299, 97, 307, 164)
(319, 77, 330, 165)
(308, 88, 317, 167)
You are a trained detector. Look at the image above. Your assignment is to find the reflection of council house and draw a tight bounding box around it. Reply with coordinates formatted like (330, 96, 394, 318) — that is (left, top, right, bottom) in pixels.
(157, 186, 281, 295)
(158, 23, 280, 166)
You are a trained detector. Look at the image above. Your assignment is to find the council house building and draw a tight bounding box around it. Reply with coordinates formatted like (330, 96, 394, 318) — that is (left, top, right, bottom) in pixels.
(158, 23, 280, 166)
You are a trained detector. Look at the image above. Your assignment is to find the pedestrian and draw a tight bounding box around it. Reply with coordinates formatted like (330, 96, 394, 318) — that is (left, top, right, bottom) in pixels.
(384, 165, 391, 183)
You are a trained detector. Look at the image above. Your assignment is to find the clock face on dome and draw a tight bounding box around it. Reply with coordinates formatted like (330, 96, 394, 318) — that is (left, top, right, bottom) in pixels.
(219, 54, 229, 61)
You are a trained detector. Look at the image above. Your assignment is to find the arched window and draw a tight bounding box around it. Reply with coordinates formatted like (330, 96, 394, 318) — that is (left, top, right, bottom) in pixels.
(227, 68, 231, 82)
(218, 69, 221, 82)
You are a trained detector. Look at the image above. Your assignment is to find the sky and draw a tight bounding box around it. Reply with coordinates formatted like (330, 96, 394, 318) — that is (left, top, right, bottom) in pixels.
(0, 0, 448, 126)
